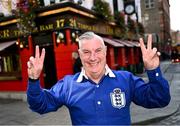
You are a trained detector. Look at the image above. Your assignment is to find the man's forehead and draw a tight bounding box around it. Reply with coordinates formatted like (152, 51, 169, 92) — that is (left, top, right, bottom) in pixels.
(81, 41, 104, 49)
(81, 38, 103, 45)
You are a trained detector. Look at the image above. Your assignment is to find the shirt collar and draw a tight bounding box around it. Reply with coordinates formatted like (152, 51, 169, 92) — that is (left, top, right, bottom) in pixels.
(76, 64, 116, 82)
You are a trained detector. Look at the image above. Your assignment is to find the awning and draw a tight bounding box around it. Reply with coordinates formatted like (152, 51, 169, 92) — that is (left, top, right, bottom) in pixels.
(102, 37, 124, 47)
(114, 39, 134, 47)
(125, 40, 140, 47)
(0, 41, 16, 51)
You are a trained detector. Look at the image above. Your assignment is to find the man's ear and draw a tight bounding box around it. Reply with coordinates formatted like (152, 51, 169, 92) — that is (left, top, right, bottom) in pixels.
(105, 46, 107, 52)
(78, 49, 81, 57)
(104, 46, 107, 55)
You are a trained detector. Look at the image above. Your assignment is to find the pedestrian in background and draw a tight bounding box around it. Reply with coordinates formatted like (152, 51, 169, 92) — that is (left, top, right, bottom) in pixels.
(27, 31, 170, 125)
(72, 51, 82, 73)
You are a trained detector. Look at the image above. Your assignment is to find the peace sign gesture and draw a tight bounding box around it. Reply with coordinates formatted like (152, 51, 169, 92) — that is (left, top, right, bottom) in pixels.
(27, 45, 45, 80)
(139, 34, 160, 70)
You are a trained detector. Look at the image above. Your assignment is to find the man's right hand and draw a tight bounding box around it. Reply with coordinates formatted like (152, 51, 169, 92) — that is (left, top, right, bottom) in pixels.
(27, 45, 45, 80)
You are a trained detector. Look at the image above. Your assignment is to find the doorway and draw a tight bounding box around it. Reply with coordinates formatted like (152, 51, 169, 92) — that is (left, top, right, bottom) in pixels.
(42, 45, 57, 89)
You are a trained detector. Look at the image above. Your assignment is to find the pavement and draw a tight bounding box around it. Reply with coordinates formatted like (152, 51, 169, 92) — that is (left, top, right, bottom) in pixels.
(131, 60, 180, 125)
(0, 60, 180, 125)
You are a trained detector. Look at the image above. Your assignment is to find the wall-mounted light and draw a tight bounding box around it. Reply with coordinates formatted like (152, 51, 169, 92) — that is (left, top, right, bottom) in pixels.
(20, 42, 24, 48)
(16, 41, 19, 45)
(56, 32, 65, 44)
(17, 37, 29, 49)
(71, 30, 79, 43)
(55, 31, 66, 46)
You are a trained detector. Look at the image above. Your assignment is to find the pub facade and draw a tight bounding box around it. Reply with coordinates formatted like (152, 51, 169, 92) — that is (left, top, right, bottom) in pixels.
(0, 2, 143, 99)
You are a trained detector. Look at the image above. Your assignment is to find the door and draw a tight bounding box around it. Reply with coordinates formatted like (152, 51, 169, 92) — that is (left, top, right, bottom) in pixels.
(43, 45, 57, 89)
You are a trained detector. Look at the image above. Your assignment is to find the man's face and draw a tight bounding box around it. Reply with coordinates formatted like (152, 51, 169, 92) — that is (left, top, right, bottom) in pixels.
(79, 37, 107, 78)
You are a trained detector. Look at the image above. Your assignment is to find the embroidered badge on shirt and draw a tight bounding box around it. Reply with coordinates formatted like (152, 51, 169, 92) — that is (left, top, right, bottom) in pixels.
(110, 88, 126, 109)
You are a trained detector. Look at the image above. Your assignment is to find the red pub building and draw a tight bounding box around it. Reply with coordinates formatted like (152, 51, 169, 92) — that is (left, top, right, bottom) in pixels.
(0, 2, 142, 100)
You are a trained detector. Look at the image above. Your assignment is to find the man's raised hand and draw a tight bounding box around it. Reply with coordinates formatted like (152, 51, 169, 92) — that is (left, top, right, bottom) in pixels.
(139, 34, 161, 70)
(27, 45, 45, 80)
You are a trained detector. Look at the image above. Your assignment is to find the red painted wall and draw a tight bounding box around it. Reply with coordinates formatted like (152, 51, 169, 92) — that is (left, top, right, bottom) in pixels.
(128, 48, 135, 65)
(117, 48, 127, 67)
(107, 46, 116, 69)
(53, 29, 78, 80)
(0, 36, 34, 91)
(0, 36, 47, 91)
(0, 80, 22, 91)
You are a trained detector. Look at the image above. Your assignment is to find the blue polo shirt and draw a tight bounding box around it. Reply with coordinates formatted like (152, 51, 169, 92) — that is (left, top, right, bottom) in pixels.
(27, 66, 170, 125)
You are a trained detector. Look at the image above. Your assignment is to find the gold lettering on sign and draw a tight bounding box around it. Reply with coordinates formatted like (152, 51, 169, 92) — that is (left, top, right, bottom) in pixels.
(0, 29, 10, 38)
(106, 26, 113, 35)
(14, 30, 21, 36)
(77, 23, 93, 31)
(56, 19, 65, 28)
(69, 18, 77, 27)
(39, 24, 54, 31)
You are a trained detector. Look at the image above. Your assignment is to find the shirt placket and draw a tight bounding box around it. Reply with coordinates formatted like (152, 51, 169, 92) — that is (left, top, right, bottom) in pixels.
(93, 84, 106, 123)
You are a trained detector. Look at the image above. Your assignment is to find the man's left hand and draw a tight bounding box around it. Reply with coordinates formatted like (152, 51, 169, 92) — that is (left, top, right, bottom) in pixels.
(139, 34, 160, 70)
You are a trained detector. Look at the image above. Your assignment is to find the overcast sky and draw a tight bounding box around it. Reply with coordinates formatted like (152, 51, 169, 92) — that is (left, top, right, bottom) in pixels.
(170, 0, 180, 31)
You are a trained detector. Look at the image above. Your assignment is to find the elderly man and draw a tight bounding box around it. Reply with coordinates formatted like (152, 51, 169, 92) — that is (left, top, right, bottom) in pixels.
(27, 32, 170, 125)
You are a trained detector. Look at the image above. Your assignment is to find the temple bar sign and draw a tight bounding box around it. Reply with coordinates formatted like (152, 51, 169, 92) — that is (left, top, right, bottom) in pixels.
(0, 17, 123, 40)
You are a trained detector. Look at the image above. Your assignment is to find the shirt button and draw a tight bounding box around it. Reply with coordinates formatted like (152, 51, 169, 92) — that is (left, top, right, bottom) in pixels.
(156, 73, 159, 77)
(97, 101, 101, 105)
(96, 85, 99, 88)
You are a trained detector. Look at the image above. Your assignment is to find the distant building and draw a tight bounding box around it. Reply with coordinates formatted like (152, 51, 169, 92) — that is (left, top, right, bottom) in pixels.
(141, 0, 171, 55)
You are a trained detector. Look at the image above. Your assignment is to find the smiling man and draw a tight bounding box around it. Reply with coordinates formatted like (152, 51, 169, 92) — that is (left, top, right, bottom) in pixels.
(27, 31, 170, 125)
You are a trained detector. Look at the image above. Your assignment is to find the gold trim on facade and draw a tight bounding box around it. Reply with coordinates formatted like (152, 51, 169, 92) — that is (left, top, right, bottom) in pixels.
(38, 7, 96, 19)
(0, 7, 96, 27)
(0, 19, 17, 26)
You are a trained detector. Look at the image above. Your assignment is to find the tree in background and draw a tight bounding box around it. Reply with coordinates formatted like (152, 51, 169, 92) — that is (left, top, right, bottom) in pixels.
(92, 0, 113, 21)
(114, 11, 126, 34)
(127, 16, 136, 33)
(14, 0, 41, 36)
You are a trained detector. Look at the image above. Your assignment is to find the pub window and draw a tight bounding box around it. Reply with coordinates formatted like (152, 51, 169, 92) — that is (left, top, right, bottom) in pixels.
(0, 44, 21, 80)
(145, 0, 155, 9)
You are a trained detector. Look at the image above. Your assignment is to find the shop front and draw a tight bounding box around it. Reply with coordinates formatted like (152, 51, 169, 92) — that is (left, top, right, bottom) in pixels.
(0, 2, 142, 95)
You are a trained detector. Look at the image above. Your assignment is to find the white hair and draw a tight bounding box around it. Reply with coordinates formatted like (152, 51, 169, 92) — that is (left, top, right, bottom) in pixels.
(78, 31, 105, 49)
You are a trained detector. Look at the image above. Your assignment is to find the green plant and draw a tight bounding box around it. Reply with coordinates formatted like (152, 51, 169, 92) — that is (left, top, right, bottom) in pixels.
(127, 16, 136, 33)
(92, 0, 113, 21)
(15, 0, 41, 36)
(114, 11, 126, 33)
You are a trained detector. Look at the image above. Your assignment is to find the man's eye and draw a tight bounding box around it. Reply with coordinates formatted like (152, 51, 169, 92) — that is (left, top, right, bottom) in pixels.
(83, 51, 90, 54)
(96, 49, 102, 53)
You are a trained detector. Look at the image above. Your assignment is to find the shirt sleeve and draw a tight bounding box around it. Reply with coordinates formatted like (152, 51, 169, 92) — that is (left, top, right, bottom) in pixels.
(132, 66, 171, 108)
(27, 79, 66, 114)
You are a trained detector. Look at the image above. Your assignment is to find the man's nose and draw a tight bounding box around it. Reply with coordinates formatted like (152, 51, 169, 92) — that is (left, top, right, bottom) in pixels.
(89, 52, 96, 60)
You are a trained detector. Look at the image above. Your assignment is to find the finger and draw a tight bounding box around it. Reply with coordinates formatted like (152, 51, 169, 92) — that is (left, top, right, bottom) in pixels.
(147, 34, 152, 50)
(139, 38, 146, 54)
(151, 47, 157, 58)
(152, 47, 157, 54)
(157, 52, 161, 56)
(40, 48, 45, 64)
(27, 61, 32, 69)
(35, 45, 40, 58)
(29, 56, 35, 65)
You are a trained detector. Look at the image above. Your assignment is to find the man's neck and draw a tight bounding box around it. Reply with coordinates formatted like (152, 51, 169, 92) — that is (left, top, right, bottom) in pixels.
(86, 70, 105, 84)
